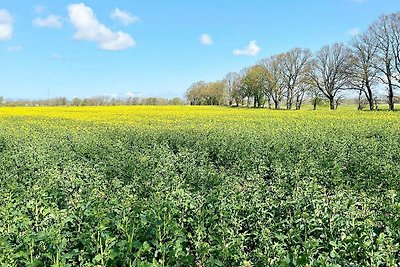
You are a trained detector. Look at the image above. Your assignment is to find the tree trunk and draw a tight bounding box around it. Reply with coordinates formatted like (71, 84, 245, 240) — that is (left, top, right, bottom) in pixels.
(329, 97, 335, 110)
(295, 93, 304, 110)
(365, 84, 374, 111)
(368, 98, 373, 111)
(313, 99, 317, 110)
(388, 84, 394, 111)
(386, 62, 395, 111)
(358, 90, 363, 110)
(286, 89, 293, 110)
(287, 100, 292, 110)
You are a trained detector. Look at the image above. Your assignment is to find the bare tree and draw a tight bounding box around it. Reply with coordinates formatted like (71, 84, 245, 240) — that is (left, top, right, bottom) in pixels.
(349, 32, 379, 110)
(295, 82, 312, 110)
(335, 95, 345, 110)
(260, 56, 286, 109)
(389, 12, 400, 84)
(224, 72, 240, 106)
(230, 73, 245, 107)
(369, 14, 399, 110)
(309, 43, 352, 110)
(281, 48, 312, 109)
(308, 86, 323, 110)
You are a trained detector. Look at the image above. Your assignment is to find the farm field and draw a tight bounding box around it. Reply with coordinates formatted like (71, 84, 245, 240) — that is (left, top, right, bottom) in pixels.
(1, 106, 400, 266)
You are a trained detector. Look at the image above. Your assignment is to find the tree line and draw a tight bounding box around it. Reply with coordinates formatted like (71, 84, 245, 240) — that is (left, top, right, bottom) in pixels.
(0, 96, 185, 107)
(186, 12, 400, 110)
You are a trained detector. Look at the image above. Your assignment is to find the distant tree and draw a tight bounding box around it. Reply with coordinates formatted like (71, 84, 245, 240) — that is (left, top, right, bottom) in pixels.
(71, 97, 83, 106)
(0, 96, 4, 106)
(309, 43, 352, 110)
(126, 97, 140, 105)
(238, 68, 252, 107)
(142, 97, 168, 105)
(186, 81, 207, 105)
(308, 86, 323, 110)
(86, 96, 110, 106)
(368, 12, 400, 110)
(349, 32, 379, 110)
(260, 55, 285, 109)
(170, 97, 183, 105)
(281, 48, 312, 109)
(295, 81, 312, 110)
(185, 81, 226, 105)
(242, 65, 267, 108)
(224, 72, 240, 106)
(230, 74, 245, 107)
(58, 97, 67, 106)
(205, 81, 226, 105)
(388, 12, 400, 84)
(82, 98, 89, 106)
(335, 95, 345, 109)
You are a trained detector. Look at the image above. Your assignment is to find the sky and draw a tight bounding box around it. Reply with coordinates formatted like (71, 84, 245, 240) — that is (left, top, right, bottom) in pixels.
(1, 0, 400, 100)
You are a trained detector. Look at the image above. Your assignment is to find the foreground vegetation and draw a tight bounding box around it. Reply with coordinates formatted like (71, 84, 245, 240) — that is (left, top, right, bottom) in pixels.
(1, 106, 400, 266)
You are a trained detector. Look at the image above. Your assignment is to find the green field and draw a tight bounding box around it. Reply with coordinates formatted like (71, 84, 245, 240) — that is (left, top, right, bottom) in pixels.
(0, 106, 400, 266)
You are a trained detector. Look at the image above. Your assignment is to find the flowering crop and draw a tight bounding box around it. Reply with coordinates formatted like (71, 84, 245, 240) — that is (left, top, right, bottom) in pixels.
(0, 106, 399, 266)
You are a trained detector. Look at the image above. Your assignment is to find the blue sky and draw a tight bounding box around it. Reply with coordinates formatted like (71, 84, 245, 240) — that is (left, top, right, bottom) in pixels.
(0, 0, 400, 100)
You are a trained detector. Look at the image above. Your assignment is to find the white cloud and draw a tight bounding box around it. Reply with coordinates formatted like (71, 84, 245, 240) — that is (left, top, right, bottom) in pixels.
(233, 40, 260, 56)
(111, 8, 140, 26)
(348, 28, 360, 36)
(7, 45, 22, 52)
(200, 33, 213, 45)
(0, 9, 13, 41)
(33, 15, 63, 28)
(68, 3, 135, 51)
(51, 54, 62, 60)
(34, 5, 47, 14)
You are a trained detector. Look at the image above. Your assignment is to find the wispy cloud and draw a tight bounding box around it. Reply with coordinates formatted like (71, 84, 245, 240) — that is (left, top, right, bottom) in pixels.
(33, 15, 63, 28)
(348, 28, 360, 36)
(34, 5, 47, 14)
(233, 40, 260, 56)
(51, 54, 62, 60)
(200, 33, 213, 45)
(7, 45, 22, 52)
(68, 3, 135, 51)
(111, 8, 140, 26)
(0, 9, 13, 41)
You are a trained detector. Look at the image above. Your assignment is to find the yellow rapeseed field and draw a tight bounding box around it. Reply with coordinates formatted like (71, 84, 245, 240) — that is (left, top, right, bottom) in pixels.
(1, 105, 399, 131)
(1, 106, 400, 266)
